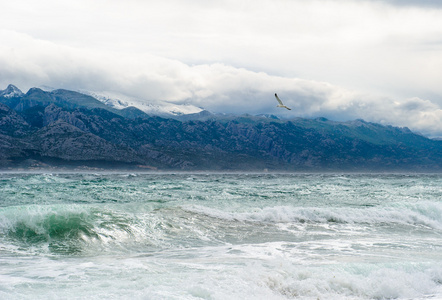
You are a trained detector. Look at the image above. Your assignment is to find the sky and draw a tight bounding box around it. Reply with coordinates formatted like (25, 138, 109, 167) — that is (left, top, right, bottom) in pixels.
(1, 0, 442, 137)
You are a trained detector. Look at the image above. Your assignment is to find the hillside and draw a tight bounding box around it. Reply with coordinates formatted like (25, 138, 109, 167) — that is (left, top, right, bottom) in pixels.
(1, 85, 441, 171)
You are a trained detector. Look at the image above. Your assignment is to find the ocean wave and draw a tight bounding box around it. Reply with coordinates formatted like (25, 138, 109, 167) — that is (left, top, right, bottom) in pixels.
(260, 262, 442, 300)
(1, 200, 441, 255)
(183, 201, 442, 230)
(0, 204, 231, 255)
(0, 205, 160, 254)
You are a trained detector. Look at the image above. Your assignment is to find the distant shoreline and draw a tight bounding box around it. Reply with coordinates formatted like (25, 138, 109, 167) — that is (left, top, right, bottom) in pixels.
(2, 167, 441, 175)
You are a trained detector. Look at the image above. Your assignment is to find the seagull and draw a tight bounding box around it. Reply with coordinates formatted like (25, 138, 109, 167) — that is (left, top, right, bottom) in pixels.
(275, 93, 291, 110)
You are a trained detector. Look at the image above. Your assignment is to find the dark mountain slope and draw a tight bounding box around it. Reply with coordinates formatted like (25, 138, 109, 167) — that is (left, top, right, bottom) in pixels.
(29, 120, 142, 163)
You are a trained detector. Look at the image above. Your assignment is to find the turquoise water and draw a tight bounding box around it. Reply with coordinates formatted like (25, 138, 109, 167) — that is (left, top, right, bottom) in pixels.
(0, 172, 441, 299)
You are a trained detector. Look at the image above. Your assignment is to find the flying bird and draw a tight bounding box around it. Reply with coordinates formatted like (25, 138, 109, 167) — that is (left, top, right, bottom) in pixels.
(274, 93, 291, 110)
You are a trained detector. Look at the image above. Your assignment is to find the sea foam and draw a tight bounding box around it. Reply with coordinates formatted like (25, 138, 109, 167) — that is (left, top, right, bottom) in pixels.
(183, 200, 442, 230)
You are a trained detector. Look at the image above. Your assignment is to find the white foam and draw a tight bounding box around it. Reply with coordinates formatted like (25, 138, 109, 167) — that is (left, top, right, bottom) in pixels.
(262, 262, 442, 300)
(2, 248, 441, 300)
(183, 201, 442, 230)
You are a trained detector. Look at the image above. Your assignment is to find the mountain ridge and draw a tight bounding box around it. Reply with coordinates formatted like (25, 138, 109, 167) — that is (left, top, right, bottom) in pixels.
(0, 85, 441, 171)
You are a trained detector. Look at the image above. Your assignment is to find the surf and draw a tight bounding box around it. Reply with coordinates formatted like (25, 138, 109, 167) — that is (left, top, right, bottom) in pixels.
(1, 172, 441, 299)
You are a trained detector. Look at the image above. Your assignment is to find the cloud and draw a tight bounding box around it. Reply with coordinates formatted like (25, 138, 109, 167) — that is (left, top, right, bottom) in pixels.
(1, 29, 441, 137)
(1, 1, 442, 137)
(4, 1, 442, 90)
(369, 0, 442, 8)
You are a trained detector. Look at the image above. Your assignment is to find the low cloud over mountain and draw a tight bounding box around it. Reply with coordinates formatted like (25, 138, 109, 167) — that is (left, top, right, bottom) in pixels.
(1, 85, 441, 171)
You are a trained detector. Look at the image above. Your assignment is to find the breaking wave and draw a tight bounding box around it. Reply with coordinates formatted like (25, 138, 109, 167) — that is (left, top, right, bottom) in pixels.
(1, 199, 441, 256)
(0, 204, 163, 254)
(183, 200, 442, 230)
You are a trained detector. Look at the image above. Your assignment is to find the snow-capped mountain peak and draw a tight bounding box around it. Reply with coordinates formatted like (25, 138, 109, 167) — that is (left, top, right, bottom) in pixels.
(0, 84, 24, 98)
(83, 90, 203, 116)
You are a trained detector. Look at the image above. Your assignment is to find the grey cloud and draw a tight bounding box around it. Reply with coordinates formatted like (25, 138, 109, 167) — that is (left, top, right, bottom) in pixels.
(397, 98, 438, 112)
(368, 0, 442, 8)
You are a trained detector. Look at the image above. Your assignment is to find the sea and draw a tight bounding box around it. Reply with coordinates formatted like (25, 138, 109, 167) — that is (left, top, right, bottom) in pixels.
(0, 172, 441, 300)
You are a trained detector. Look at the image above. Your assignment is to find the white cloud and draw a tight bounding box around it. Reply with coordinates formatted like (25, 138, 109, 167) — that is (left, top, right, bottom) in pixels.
(1, 0, 442, 136)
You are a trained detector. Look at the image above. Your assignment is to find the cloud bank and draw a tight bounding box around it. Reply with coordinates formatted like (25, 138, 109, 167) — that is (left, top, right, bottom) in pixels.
(1, 0, 442, 137)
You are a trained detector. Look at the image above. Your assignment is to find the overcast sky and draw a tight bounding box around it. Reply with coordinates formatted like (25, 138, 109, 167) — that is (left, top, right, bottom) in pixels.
(1, 0, 442, 137)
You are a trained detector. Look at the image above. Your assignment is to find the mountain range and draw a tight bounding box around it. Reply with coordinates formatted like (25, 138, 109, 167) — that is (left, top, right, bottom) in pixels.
(1, 84, 441, 171)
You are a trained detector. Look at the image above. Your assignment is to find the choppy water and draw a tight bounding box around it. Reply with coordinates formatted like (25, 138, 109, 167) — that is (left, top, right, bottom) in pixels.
(0, 172, 441, 299)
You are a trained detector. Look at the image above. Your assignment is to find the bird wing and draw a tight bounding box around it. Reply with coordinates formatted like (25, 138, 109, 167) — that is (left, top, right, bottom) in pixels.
(275, 93, 284, 105)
